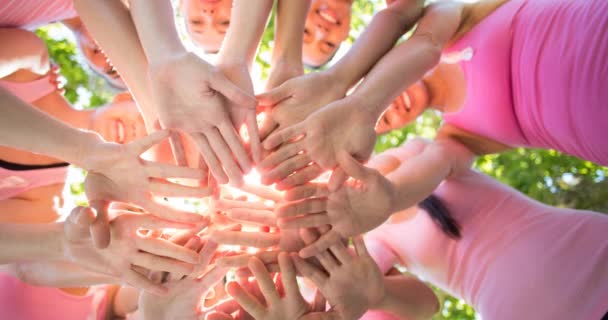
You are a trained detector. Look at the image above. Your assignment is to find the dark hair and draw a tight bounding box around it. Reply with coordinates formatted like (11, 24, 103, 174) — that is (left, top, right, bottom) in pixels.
(418, 194, 461, 239)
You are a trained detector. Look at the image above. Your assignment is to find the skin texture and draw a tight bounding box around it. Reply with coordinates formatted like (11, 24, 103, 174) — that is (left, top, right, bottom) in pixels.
(302, 0, 353, 67)
(181, 0, 232, 54)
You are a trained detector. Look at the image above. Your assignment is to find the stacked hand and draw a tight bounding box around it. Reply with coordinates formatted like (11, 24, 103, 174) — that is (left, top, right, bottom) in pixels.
(292, 233, 385, 320)
(82, 130, 211, 248)
(277, 153, 397, 258)
(259, 97, 377, 191)
(148, 52, 257, 186)
(62, 206, 202, 295)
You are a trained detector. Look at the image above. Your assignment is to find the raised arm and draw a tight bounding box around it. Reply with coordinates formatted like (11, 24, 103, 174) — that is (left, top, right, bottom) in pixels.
(350, 1, 465, 120)
(329, 0, 425, 91)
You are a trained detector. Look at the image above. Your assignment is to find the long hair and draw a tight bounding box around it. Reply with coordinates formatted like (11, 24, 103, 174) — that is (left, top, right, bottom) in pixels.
(418, 194, 461, 239)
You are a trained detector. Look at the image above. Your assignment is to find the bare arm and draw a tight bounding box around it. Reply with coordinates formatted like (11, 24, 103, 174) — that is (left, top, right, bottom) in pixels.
(218, 0, 274, 68)
(351, 1, 465, 120)
(329, 0, 425, 91)
(0, 221, 65, 264)
(1, 262, 119, 287)
(372, 274, 439, 320)
(269, 0, 310, 75)
(0, 28, 49, 78)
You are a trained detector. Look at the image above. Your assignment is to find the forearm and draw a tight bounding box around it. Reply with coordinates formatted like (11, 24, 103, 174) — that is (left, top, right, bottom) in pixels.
(129, 0, 187, 67)
(0, 222, 64, 264)
(271, 0, 310, 65)
(0, 87, 101, 167)
(219, 0, 274, 68)
(74, 0, 158, 128)
(329, 0, 424, 90)
(386, 142, 453, 212)
(10, 261, 119, 287)
(373, 275, 439, 320)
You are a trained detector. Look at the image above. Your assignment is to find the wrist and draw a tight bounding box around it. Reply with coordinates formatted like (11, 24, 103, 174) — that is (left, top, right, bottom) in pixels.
(147, 50, 190, 81)
(74, 130, 106, 170)
(44, 222, 67, 262)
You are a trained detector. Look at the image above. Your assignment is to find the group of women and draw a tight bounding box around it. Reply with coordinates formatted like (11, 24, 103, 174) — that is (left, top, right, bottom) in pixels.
(0, 0, 607, 319)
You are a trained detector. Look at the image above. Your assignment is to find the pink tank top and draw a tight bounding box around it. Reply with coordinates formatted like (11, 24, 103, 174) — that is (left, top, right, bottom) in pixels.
(0, 75, 56, 104)
(0, 0, 77, 29)
(443, 0, 608, 165)
(364, 170, 608, 320)
(0, 161, 68, 200)
(0, 273, 108, 320)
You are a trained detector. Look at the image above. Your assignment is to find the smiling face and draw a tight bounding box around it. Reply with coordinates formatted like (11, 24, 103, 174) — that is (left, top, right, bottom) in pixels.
(75, 28, 126, 90)
(302, 0, 353, 68)
(376, 81, 430, 134)
(182, 0, 232, 54)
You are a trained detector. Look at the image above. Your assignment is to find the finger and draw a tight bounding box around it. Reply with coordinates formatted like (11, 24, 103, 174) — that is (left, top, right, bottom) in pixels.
(285, 183, 329, 201)
(327, 167, 348, 192)
(259, 142, 304, 172)
(210, 230, 280, 248)
(290, 254, 328, 287)
(234, 264, 280, 278)
(166, 236, 202, 282)
(248, 257, 280, 304)
(132, 251, 194, 274)
(196, 266, 229, 296)
(328, 242, 352, 265)
(336, 152, 373, 181)
(136, 194, 209, 224)
(352, 235, 371, 258)
(277, 252, 299, 297)
(64, 206, 95, 241)
(216, 251, 280, 268)
(213, 199, 272, 211)
(276, 164, 324, 190)
(90, 200, 111, 249)
(256, 82, 291, 107)
(131, 130, 170, 154)
(261, 153, 311, 185)
(218, 122, 252, 173)
(169, 132, 188, 166)
(226, 282, 265, 319)
(299, 231, 343, 259)
(198, 240, 219, 271)
(206, 128, 244, 186)
(311, 289, 327, 312)
(238, 184, 283, 203)
(317, 250, 340, 273)
(143, 161, 205, 179)
(299, 227, 321, 245)
(130, 212, 205, 231)
(245, 111, 262, 164)
(263, 123, 306, 150)
(228, 208, 277, 227)
(167, 229, 199, 246)
(258, 115, 278, 141)
(148, 180, 213, 198)
(123, 268, 167, 296)
(213, 298, 241, 315)
(278, 213, 330, 229)
(191, 134, 229, 184)
(276, 198, 327, 218)
(136, 236, 201, 264)
(211, 72, 257, 109)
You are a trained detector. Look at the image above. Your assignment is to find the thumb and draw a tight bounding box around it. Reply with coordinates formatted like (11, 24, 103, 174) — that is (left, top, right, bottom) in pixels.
(336, 152, 372, 181)
(132, 130, 170, 154)
(64, 206, 95, 242)
(256, 82, 292, 107)
(211, 73, 256, 109)
(89, 200, 111, 249)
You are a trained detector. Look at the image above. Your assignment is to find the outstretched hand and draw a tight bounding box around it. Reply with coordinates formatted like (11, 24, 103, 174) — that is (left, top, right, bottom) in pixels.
(149, 52, 257, 186)
(83, 130, 211, 248)
(277, 153, 397, 258)
(62, 206, 203, 295)
(259, 98, 377, 191)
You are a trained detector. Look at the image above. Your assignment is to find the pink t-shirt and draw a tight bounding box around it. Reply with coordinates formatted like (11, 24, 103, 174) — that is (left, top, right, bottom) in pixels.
(0, 0, 77, 29)
(0, 273, 108, 320)
(364, 170, 608, 320)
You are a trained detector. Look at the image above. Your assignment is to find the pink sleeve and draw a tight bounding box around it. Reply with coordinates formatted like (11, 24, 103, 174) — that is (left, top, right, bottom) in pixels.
(365, 234, 398, 274)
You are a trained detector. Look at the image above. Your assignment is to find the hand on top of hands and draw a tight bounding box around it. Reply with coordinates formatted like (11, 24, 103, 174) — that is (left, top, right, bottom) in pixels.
(82, 130, 212, 248)
(259, 97, 377, 191)
(62, 206, 203, 295)
(148, 51, 257, 186)
(292, 232, 385, 320)
(276, 153, 397, 258)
